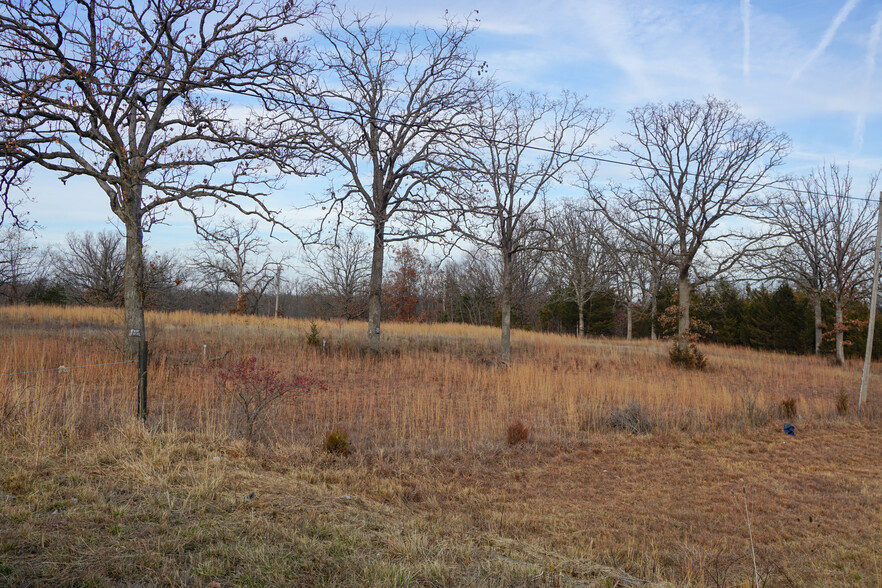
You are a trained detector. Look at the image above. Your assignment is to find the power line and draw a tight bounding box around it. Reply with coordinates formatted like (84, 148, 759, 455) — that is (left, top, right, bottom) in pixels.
(0, 41, 878, 206)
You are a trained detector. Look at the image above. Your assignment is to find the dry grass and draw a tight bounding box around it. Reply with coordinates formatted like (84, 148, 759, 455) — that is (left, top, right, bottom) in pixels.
(1, 305, 881, 586)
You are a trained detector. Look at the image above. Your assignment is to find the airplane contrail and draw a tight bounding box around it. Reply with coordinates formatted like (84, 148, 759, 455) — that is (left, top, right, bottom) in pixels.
(855, 10, 882, 150)
(741, 0, 751, 79)
(791, 0, 861, 82)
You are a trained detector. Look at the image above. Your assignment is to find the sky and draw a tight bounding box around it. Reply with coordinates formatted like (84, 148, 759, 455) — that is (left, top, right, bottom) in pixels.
(18, 0, 882, 255)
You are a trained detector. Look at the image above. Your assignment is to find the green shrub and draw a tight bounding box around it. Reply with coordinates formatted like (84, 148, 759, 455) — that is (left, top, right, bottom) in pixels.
(669, 341, 707, 370)
(325, 428, 350, 455)
(306, 322, 321, 348)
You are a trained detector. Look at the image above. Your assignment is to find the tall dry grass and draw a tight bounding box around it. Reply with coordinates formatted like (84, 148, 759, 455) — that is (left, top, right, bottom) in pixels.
(0, 304, 876, 450)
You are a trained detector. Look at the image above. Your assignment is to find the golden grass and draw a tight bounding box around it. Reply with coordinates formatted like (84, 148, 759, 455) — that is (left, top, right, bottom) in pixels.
(2, 305, 882, 586)
(0, 304, 875, 450)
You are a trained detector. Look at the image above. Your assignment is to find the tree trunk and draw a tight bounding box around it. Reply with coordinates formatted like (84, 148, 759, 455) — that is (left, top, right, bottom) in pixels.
(835, 298, 845, 365)
(577, 299, 585, 338)
(677, 269, 691, 351)
(650, 291, 658, 341)
(500, 250, 512, 364)
(813, 293, 823, 356)
(123, 212, 146, 357)
(367, 221, 385, 354)
(626, 303, 633, 340)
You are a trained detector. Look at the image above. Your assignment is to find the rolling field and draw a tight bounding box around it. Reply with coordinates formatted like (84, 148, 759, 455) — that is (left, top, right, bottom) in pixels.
(1, 306, 881, 586)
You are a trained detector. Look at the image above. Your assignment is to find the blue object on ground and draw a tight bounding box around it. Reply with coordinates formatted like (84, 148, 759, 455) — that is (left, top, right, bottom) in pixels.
(783, 423, 795, 436)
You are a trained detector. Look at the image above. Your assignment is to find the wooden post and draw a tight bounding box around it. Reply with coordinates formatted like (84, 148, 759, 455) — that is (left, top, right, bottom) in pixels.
(859, 191, 882, 413)
(137, 339, 148, 422)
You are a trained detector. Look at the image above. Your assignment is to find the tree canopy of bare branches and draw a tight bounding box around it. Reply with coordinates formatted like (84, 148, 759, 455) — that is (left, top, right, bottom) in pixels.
(546, 200, 612, 338)
(271, 8, 487, 352)
(193, 217, 284, 315)
(0, 0, 318, 351)
(302, 229, 371, 320)
(451, 90, 609, 362)
(590, 96, 789, 350)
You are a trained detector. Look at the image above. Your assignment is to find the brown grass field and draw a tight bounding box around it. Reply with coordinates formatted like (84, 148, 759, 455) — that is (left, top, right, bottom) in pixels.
(1, 305, 881, 586)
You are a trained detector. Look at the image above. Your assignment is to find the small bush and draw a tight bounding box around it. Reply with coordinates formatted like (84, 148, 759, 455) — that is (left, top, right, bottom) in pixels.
(306, 322, 321, 348)
(607, 402, 653, 434)
(669, 342, 707, 370)
(216, 357, 325, 442)
(506, 420, 530, 445)
(325, 428, 350, 455)
(835, 390, 849, 416)
(780, 397, 798, 420)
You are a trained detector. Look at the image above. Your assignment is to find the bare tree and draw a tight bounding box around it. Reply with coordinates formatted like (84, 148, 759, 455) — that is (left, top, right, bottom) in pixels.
(53, 229, 182, 308)
(0, 225, 46, 303)
(606, 232, 649, 341)
(760, 178, 830, 355)
(193, 218, 282, 315)
(302, 229, 371, 320)
(814, 165, 877, 363)
(545, 200, 612, 338)
(440, 250, 498, 325)
(0, 0, 318, 352)
(590, 97, 789, 351)
(272, 8, 487, 352)
(53, 230, 126, 305)
(451, 90, 608, 362)
(600, 207, 674, 340)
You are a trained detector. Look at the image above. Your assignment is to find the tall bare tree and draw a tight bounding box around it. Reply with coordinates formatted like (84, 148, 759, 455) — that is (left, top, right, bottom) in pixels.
(193, 218, 283, 315)
(546, 200, 612, 338)
(451, 90, 608, 362)
(761, 165, 879, 362)
(53, 230, 125, 305)
(53, 229, 183, 308)
(302, 229, 371, 320)
(760, 178, 830, 355)
(590, 97, 789, 351)
(0, 225, 46, 302)
(0, 0, 318, 352)
(813, 165, 877, 363)
(272, 8, 487, 352)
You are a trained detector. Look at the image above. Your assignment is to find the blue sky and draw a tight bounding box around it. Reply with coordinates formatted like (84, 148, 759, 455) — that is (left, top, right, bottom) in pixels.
(22, 0, 882, 253)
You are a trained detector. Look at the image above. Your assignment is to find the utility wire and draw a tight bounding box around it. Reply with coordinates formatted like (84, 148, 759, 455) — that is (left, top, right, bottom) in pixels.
(0, 360, 136, 378)
(0, 41, 878, 205)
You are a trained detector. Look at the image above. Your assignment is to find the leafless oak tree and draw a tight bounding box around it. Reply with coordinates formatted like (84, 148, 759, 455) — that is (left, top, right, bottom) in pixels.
(0, 225, 46, 302)
(0, 0, 318, 352)
(590, 97, 789, 351)
(193, 217, 284, 315)
(271, 8, 487, 352)
(811, 165, 876, 363)
(302, 229, 371, 320)
(760, 178, 830, 355)
(451, 90, 608, 362)
(53, 230, 126, 305)
(546, 200, 612, 338)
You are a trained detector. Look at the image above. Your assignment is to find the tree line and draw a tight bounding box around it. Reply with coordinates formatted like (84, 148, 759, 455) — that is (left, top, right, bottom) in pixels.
(0, 1, 879, 364)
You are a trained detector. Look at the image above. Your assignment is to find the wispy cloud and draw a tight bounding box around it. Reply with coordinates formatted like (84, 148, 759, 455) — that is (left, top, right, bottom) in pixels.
(791, 0, 861, 81)
(740, 0, 751, 78)
(855, 10, 882, 150)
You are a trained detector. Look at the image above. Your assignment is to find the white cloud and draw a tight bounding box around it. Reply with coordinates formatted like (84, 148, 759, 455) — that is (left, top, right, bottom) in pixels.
(741, 0, 751, 79)
(791, 0, 861, 81)
(855, 9, 882, 150)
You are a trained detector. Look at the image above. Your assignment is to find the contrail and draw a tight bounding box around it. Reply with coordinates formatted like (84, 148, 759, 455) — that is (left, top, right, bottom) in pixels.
(741, 0, 751, 78)
(855, 10, 882, 150)
(791, 0, 861, 82)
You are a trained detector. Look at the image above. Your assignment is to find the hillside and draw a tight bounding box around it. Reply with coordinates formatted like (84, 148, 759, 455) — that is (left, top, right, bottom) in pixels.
(1, 306, 881, 586)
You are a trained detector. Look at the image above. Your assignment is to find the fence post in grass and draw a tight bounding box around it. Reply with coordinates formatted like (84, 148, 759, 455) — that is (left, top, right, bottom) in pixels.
(137, 339, 148, 422)
(859, 190, 882, 413)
